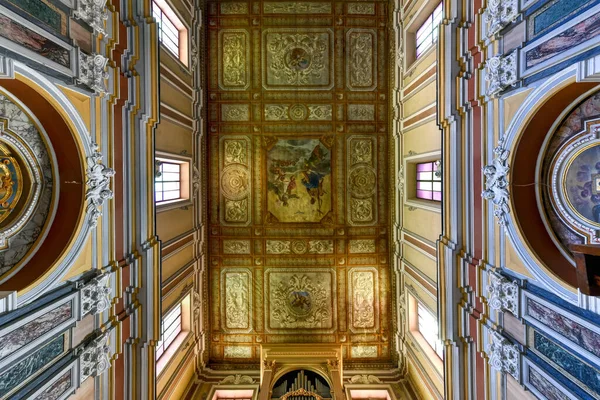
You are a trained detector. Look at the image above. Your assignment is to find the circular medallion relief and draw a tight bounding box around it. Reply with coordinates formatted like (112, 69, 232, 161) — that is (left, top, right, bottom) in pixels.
(288, 104, 308, 121)
(287, 290, 312, 317)
(349, 166, 376, 198)
(221, 165, 249, 200)
(285, 48, 312, 71)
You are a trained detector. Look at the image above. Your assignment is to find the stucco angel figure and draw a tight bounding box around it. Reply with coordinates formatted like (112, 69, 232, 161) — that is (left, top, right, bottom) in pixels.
(482, 140, 510, 223)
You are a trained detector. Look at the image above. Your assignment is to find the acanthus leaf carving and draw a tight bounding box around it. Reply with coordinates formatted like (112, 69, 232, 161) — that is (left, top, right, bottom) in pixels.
(78, 53, 109, 95)
(487, 331, 520, 380)
(348, 374, 382, 384)
(74, 0, 109, 35)
(482, 137, 510, 225)
(486, 0, 519, 37)
(77, 329, 112, 383)
(486, 51, 518, 97)
(487, 270, 520, 316)
(80, 272, 112, 316)
(86, 143, 115, 228)
(220, 374, 255, 384)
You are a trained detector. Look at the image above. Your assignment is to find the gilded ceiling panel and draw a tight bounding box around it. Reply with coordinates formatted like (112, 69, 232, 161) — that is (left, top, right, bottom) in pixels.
(207, 0, 391, 367)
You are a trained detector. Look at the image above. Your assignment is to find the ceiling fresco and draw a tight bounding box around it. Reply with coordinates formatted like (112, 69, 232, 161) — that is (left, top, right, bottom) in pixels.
(207, 0, 391, 367)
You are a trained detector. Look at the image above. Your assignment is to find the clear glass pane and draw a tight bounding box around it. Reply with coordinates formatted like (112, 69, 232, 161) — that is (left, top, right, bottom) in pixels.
(418, 171, 433, 181)
(162, 163, 180, 173)
(433, 182, 442, 192)
(418, 181, 433, 191)
(163, 191, 181, 201)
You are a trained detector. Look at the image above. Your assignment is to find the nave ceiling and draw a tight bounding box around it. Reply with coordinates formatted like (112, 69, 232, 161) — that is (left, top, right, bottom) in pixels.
(206, 0, 393, 367)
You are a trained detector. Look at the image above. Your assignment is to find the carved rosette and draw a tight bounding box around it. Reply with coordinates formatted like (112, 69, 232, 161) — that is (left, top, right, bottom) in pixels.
(486, 0, 519, 37)
(486, 51, 518, 97)
(86, 143, 115, 228)
(80, 272, 112, 316)
(486, 271, 519, 316)
(74, 0, 109, 35)
(77, 53, 109, 95)
(487, 331, 520, 380)
(220, 137, 251, 225)
(482, 137, 510, 225)
(78, 330, 112, 383)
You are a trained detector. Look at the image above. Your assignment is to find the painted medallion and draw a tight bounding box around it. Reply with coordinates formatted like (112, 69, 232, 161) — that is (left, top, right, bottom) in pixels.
(564, 144, 600, 225)
(267, 138, 332, 223)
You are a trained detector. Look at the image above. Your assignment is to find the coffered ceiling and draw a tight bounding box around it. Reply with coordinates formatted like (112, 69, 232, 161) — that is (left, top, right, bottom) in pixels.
(207, 0, 391, 367)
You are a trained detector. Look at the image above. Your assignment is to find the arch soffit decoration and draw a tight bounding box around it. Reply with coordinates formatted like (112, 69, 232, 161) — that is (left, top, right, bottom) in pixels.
(0, 58, 102, 305)
(500, 61, 600, 305)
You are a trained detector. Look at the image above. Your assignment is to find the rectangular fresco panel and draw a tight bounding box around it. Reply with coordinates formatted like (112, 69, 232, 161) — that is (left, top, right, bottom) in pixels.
(0, 302, 71, 360)
(267, 138, 332, 223)
(36, 370, 72, 400)
(526, 298, 600, 359)
(4, 0, 67, 35)
(0, 334, 65, 398)
(526, 12, 600, 69)
(530, 329, 600, 397)
(0, 13, 70, 68)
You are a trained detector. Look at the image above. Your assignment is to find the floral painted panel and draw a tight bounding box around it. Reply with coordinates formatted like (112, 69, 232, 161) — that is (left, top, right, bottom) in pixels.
(528, 367, 571, 400)
(36, 370, 72, 400)
(0, 14, 70, 68)
(0, 302, 71, 361)
(526, 12, 600, 69)
(0, 335, 65, 398)
(532, 330, 600, 396)
(527, 298, 600, 359)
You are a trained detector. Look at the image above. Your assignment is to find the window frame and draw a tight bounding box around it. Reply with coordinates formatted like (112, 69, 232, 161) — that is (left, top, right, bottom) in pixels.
(155, 152, 192, 212)
(415, 2, 443, 59)
(403, 151, 442, 213)
(156, 293, 192, 376)
(407, 294, 444, 372)
(403, 1, 443, 70)
(152, 0, 189, 67)
(415, 160, 442, 202)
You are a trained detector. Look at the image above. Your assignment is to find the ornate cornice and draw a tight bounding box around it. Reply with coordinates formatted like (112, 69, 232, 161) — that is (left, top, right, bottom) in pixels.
(85, 143, 114, 228)
(486, 51, 518, 97)
(74, 0, 109, 35)
(485, 0, 519, 37)
(486, 271, 519, 316)
(487, 331, 520, 380)
(482, 137, 510, 225)
(77, 53, 109, 95)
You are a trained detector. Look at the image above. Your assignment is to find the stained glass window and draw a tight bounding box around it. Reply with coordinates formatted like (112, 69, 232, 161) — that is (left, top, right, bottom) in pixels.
(155, 161, 181, 203)
(416, 2, 443, 58)
(156, 303, 182, 360)
(416, 160, 442, 201)
(153, 0, 181, 57)
(417, 303, 443, 358)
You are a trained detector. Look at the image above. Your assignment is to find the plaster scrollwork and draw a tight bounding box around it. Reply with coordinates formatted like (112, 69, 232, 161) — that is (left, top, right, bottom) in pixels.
(74, 0, 109, 35)
(80, 272, 112, 316)
(487, 331, 520, 380)
(78, 329, 113, 383)
(348, 374, 382, 384)
(486, 0, 519, 37)
(192, 165, 200, 196)
(397, 165, 405, 197)
(77, 53, 109, 95)
(487, 270, 520, 316)
(482, 137, 510, 225)
(486, 51, 518, 97)
(86, 143, 115, 228)
(220, 374, 255, 384)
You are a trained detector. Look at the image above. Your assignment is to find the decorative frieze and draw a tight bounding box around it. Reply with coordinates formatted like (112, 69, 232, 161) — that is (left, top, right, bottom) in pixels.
(79, 273, 112, 316)
(487, 331, 520, 380)
(481, 137, 510, 225)
(485, 0, 519, 37)
(486, 51, 518, 97)
(220, 375, 255, 384)
(77, 330, 112, 383)
(86, 143, 115, 228)
(487, 270, 519, 316)
(77, 53, 109, 95)
(74, 0, 109, 35)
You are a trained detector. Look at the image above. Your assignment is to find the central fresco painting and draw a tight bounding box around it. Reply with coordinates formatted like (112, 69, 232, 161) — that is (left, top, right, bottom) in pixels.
(207, 0, 391, 367)
(267, 138, 332, 222)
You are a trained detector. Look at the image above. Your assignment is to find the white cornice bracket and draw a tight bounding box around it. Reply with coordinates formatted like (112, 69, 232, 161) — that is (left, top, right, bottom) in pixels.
(486, 0, 519, 37)
(487, 270, 520, 316)
(77, 52, 109, 95)
(487, 331, 520, 380)
(74, 0, 109, 35)
(486, 51, 518, 97)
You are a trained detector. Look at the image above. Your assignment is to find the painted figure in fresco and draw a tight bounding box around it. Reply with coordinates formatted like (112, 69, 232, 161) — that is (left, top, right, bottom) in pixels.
(300, 144, 327, 213)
